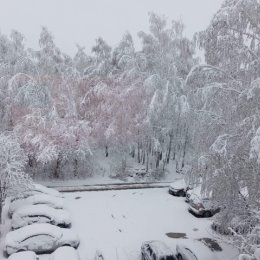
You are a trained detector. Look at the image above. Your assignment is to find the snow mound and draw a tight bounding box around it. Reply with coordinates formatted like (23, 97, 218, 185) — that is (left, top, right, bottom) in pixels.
(142, 241, 173, 257)
(5, 223, 79, 255)
(11, 184, 63, 202)
(8, 251, 39, 260)
(9, 194, 64, 216)
(169, 179, 187, 190)
(176, 239, 220, 260)
(33, 184, 63, 198)
(50, 246, 80, 260)
(12, 205, 71, 229)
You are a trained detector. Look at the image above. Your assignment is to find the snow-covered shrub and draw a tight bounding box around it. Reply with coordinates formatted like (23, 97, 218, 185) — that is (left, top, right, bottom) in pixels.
(0, 132, 32, 223)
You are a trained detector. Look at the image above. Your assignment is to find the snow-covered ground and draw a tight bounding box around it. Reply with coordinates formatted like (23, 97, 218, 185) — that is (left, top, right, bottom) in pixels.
(38, 152, 182, 189)
(52, 188, 237, 260)
(0, 187, 239, 260)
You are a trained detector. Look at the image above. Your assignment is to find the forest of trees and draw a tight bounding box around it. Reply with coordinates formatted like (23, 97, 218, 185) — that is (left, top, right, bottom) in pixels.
(0, 0, 259, 256)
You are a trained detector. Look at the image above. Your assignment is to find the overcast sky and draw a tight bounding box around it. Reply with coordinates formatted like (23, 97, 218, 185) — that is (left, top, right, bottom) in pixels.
(0, 0, 223, 56)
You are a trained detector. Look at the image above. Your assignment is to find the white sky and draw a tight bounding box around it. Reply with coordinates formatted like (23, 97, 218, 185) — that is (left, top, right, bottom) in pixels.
(0, 0, 223, 56)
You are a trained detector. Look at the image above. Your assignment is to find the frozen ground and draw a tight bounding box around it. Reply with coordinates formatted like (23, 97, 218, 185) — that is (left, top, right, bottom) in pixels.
(43, 188, 238, 260)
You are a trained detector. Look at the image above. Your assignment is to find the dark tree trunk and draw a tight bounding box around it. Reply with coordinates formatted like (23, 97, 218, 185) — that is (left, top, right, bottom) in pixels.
(0, 192, 3, 225)
(54, 153, 62, 179)
(167, 132, 173, 164)
(130, 145, 135, 158)
(142, 150, 145, 165)
(146, 149, 149, 172)
(181, 129, 188, 169)
(0, 202, 2, 225)
(137, 142, 141, 163)
(74, 159, 78, 177)
(156, 152, 160, 168)
(28, 155, 37, 178)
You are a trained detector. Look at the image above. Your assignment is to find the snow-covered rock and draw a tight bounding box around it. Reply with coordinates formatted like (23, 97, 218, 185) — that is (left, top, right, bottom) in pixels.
(50, 246, 80, 260)
(12, 205, 71, 229)
(5, 223, 79, 256)
(8, 251, 39, 260)
(9, 194, 64, 217)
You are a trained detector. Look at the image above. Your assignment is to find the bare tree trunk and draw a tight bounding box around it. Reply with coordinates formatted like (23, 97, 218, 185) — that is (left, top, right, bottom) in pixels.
(74, 159, 78, 177)
(167, 131, 173, 164)
(105, 146, 108, 157)
(181, 128, 189, 169)
(0, 198, 2, 225)
(54, 153, 61, 179)
(142, 149, 145, 165)
(0, 187, 3, 225)
(156, 152, 160, 168)
(130, 145, 135, 158)
(28, 155, 37, 178)
(173, 114, 181, 160)
(146, 149, 149, 172)
(137, 142, 141, 163)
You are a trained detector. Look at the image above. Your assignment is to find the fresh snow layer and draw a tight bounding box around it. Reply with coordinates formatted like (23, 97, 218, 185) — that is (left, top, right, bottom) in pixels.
(9, 194, 64, 216)
(32, 184, 63, 198)
(169, 179, 187, 190)
(62, 188, 238, 260)
(11, 205, 71, 229)
(142, 241, 174, 257)
(8, 251, 39, 260)
(50, 246, 79, 260)
(176, 239, 220, 260)
(5, 223, 79, 255)
(10, 184, 63, 202)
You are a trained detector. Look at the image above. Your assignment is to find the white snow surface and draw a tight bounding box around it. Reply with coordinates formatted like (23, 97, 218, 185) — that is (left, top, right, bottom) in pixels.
(5, 223, 79, 255)
(169, 179, 187, 190)
(143, 241, 174, 257)
(8, 251, 39, 260)
(176, 239, 220, 260)
(11, 205, 71, 229)
(32, 184, 63, 198)
(50, 246, 80, 260)
(9, 194, 64, 216)
(10, 184, 63, 202)
(54, 188, 238, 260)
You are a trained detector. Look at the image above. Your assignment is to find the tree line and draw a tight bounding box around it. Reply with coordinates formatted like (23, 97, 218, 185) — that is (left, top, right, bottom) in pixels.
(0, 0, 259, 255)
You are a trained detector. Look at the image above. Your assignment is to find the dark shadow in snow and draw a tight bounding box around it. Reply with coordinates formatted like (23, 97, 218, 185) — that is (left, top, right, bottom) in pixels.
(166, 232, 187, 239)
(75, 196, 81, 200)
(197, 238, 222, 252)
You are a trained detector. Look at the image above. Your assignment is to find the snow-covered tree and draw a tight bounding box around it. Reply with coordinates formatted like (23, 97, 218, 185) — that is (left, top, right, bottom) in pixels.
(197, 0, 260, 84)
(0, 132, 32, 223)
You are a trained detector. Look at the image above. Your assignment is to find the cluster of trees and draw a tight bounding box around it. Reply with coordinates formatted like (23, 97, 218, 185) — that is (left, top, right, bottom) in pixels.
(0, 13, 196, 182)
(187, 0, 260, 256)
(0, 0, 259, 255)
(0, 13, 196, 223)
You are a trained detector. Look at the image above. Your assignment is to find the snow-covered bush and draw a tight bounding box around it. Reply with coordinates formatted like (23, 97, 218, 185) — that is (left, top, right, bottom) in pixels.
(0, 132, 32, 223)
